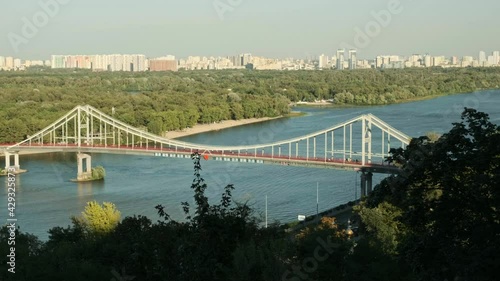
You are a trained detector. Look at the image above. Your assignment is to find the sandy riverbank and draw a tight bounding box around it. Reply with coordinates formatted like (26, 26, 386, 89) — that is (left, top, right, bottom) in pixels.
(293, 101, 334, 106)
(164, 116, 282, 139)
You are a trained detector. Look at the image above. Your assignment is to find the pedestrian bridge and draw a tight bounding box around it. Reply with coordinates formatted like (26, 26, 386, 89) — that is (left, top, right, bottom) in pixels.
(1, 105, 411, 194)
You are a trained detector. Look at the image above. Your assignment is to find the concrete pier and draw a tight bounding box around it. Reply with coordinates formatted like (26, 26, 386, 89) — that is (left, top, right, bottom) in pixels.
(77, 153, 92, 181)
(4, 151, 20, 171)
(360, 171, 373, 197)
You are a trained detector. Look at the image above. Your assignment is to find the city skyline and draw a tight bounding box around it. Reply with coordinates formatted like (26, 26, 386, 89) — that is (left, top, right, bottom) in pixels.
(1, 0, 500, 59)
(0, 47, 500, 65)
(2, 49, 499, 72)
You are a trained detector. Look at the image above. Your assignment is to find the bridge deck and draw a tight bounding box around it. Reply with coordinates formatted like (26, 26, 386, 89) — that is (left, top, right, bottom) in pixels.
(1, 144, 399, 174)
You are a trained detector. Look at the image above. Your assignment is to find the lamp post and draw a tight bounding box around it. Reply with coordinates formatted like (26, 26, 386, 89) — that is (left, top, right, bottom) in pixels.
(316, 182, 319, 219)
(265, 195, 268, 228)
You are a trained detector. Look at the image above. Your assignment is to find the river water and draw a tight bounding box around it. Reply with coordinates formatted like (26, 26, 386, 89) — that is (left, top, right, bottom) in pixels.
(2, 90, 500, 240)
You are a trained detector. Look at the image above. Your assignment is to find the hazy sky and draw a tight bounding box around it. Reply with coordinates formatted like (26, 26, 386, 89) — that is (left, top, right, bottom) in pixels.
(2, 0, 499, 60)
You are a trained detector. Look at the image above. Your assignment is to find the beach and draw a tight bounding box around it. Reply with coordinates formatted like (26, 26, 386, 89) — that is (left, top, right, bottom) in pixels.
(164, 116, 282, 139)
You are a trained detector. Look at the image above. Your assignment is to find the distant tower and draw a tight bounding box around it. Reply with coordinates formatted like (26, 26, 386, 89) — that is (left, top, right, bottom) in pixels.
(318, 54, 328, 69)
(479, 51, 486, 66)
(376, 56, 383, 68)
(241, 53, 252, 66)
(336, 49, 345, 70)
(424, 55, 432, 67)
(348, 49, 357, 70)
(493, 51, 500, 65)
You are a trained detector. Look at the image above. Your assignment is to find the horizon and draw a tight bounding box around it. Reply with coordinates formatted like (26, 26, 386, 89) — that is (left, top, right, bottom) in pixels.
(2, 0, 500, 60)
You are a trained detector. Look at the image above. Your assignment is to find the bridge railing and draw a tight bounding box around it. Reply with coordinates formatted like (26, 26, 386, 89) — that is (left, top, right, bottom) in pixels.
(6, 105, 412, 166)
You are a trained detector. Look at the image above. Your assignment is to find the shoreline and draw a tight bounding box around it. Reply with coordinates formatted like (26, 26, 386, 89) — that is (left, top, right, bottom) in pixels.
(164, 116, 283, 139)
(161, 89, 499, 140)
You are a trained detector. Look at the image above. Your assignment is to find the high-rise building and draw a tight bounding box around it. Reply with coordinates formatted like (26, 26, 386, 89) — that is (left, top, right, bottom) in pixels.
(135, 54, 146, 72)
(149, 57, 178, 71)
(451, 56, 458, 65)
(461, 56, 474, 67)
(375, 56, 383, 68)
(432, 56, 445, 67)
(348, 49, 357, 70)
(424, 55, 432, 67)
(51, 54, 147, 71)
(231, 55, 241, 67)
(14, 59, 22, 69)
(479, 51, 486, 65)
(5, 57, 14, 69)
(336, 49, 345, 70)
(318, 54, 328, 69)
(241, 53, 252, 66)
(375, 55, 392, 68)
(0, 56, 5, 67)
(493, 51, 500, 65)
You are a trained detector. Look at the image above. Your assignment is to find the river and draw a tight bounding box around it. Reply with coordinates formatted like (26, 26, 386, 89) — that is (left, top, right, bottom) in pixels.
(2, 90, 500, 240)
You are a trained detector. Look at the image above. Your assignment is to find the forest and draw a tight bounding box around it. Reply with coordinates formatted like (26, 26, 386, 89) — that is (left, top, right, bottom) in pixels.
(1, 67, 500, 143)
(0, 108, 499, 281)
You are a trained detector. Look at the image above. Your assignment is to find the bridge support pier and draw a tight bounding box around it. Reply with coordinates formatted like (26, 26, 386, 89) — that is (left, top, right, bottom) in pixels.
(77, 153, 92, 181)
(4, 151, 20, 172)
(366, 172, 373, 194)
(360, 171, 373, 197)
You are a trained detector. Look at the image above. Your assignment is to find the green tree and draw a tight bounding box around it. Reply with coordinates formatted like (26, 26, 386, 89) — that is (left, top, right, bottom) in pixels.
(73, 201, 121, 235)
(91, 166, 106, 180)
(355, 201, 406, 255)
(377, 108, 500, 281)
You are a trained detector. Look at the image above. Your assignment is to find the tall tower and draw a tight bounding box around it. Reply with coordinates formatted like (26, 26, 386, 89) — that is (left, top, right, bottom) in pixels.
(336, 49, 345, 70)
(493, 51, 500, 65)
(318, 54, 328, 69)
(479, 51, 486, 65)
(348, 49, 357, 70)
(424, 55, 432, 67)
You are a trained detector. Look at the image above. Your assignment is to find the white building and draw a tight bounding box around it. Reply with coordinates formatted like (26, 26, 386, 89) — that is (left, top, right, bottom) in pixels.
(318, 54, 328, 69)
(348, 49, 357, 70)
(479, 51, 486, 65)
(336, 49, 345, 70)
(424, 55, 432, 67)
(493, 51, 500, 65)
(5, 57, 14, 69)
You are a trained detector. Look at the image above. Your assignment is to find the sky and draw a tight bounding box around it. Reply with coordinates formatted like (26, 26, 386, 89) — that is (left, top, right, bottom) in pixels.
(1, 0, 500, 60)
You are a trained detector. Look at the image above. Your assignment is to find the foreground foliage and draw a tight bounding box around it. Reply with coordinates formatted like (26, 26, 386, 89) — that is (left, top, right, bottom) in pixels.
(358, 108, 500, 281)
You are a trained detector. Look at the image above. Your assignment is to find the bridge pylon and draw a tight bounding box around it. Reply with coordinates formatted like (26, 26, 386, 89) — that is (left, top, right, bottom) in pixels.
(359, 170, 373, 197)
(77, 153, 92, 181)
(4, 151, 21, 172)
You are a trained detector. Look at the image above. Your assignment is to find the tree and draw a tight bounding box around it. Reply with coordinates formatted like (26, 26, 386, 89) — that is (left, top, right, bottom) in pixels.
(91, 166, 106, 180)
(354, 201, 406, 255)
(372, 108, 500, 281)
(73, 201, 121, 235)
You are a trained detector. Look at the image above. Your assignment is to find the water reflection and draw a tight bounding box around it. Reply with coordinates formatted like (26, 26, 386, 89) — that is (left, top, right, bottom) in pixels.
(77, 180, 105, 199)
